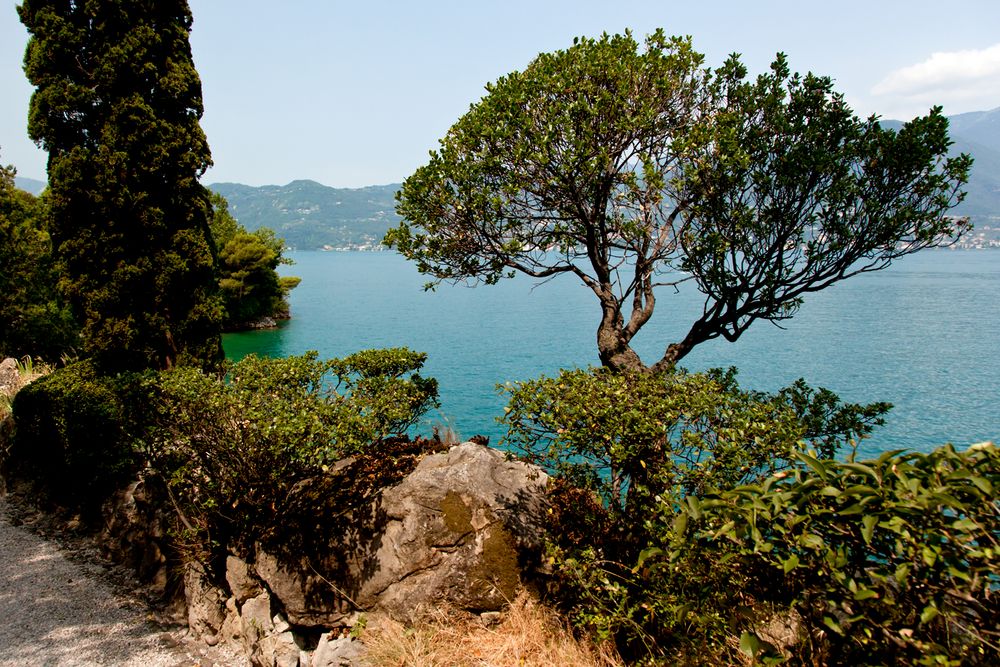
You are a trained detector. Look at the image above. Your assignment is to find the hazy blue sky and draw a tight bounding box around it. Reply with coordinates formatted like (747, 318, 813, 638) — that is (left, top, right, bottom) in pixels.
(2, 1, 999, 187)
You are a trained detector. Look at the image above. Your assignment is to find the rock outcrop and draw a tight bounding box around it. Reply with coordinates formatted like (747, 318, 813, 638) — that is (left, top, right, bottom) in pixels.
(3, 439, 547, 665)
(249, 441, 548, 631)
(99, 477, 174, 597)
(96, 441, 549, 666)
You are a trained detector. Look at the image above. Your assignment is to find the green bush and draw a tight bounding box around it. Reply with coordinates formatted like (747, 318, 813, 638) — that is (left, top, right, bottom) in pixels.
(500, 366, 891, 662)
(136, 349, 438, 552)
(0, 161, 77, 361)
(209, 193, 299, 328)
(502, 368, 887, 511)
(665, 443, 1000, 665)
(9, 361, 137, 512)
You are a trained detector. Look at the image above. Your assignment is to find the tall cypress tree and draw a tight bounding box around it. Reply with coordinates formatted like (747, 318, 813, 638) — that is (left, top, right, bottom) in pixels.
(19, 0, 222, 371)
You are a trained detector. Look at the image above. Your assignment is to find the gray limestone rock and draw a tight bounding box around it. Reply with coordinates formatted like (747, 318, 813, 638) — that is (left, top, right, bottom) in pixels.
(262, 630, 302, 667)
(220, 595, 243, 642)
(312, 634, 367, 667)
(100, 478, 172, 597)
(253, 441, 548, 627)
(240, 591, 275, 650)
(371, 441, 548, 617)
(227, 554, 264, 604)
(0, 357, 18, 393)
(184, 561, 228, 645)
(254, 548, 355, 628)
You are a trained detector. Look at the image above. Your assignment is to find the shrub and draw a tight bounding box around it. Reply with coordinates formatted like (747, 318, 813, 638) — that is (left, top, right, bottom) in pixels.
(500, 366, 891, 662)
(9, 361, 137, 513)
(503, 368, 798, 513)
(666, 443, 1000, 665)
(136, 349, 439, 552)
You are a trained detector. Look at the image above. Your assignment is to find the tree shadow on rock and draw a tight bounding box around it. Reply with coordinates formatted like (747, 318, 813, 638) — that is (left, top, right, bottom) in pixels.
(256, 436, 447, 625)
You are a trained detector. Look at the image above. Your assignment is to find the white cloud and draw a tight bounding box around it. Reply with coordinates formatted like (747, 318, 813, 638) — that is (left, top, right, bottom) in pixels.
(870, 44, 1000, 118)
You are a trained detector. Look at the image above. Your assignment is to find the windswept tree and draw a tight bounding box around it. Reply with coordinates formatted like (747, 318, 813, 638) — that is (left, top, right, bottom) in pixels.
(19, 0, 222, 371)
(387, 31, 972, 372)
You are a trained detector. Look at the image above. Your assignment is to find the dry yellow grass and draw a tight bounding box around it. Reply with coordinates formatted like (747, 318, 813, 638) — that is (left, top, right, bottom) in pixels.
(1, 356, 51, 421)
(361, 592, 622, 667)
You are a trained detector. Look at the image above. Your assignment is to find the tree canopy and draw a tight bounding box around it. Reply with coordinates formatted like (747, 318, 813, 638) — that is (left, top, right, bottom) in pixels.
(387, 31, 972, 372)
(0, 156, 76, 360)
(19, 0, 222, 372)
(209, 192, 300, 329)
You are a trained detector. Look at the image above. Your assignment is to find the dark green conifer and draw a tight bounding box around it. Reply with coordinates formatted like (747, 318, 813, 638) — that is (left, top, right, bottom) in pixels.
(19, 0, 222, 371)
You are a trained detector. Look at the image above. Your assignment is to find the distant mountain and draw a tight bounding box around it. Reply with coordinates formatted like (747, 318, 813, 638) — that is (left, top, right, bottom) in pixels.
(18, 110, 997, 251)
(13, 176, 45, 195)
(946, 107, 1000, 154)
(210, 180, 399, 250)
(949, 137, 1000, 221)
(943, 108, 1000, 225)
(882, 108, 1000, 225)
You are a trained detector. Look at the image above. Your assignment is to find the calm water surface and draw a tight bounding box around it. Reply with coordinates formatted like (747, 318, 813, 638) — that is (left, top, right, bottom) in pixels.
(224, 250, 1000, 457)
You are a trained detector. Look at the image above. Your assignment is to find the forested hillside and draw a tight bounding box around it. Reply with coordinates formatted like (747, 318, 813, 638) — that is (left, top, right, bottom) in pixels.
(210, 180, 399, 250)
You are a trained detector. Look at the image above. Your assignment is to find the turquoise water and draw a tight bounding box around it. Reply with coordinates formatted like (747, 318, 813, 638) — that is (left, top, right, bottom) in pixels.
(223, 250, 1000, 457)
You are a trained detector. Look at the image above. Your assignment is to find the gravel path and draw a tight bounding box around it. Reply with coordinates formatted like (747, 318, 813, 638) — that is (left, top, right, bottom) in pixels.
(0, 495, 245, 666)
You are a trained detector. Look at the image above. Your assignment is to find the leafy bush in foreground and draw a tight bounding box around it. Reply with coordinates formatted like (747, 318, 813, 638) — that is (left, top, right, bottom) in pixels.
(500, 367, 891, 662)
(666, 443, 1000, 665)
(137, 349, 438, 551)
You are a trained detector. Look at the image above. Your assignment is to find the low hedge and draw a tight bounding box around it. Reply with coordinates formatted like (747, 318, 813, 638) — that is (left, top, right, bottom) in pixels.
(9, 361, 138, 514)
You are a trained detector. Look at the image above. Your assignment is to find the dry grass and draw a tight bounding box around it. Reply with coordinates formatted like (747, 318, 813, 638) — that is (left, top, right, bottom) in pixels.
(1, 356, 51, 421)
(429, 416, 462, 447)
(362, 592, 623, 667)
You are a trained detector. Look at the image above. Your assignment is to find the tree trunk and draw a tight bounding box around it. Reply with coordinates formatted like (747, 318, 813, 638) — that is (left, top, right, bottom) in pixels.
(596, 302, 648, 372)
(650, 325, 706, 374)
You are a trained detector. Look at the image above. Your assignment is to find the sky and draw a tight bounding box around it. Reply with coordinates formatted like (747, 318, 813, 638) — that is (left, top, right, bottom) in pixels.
(2, 0, 999, 188)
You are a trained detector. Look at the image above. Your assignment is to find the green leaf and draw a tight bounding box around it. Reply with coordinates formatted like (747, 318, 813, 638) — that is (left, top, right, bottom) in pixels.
(861, 514, 878, 544)
(714, 520, 737, 539)
(686, 495, 703, 520)
(969, 475, 994, 495)
(853, 588, 879, 601)
(797, 451, 829, 481)
(636, 547, 664, 569)
(823, 615, 844, 635)
(800, 533, 825, 550)
(920, 605, 939, 625)
(838, 503, 867, 516)
(739, 632, 762, 657)
(673, 512, 689, 539)
(922, 546, 938, 567)
(951, 517, 978, 531)
(782, 553, 800, 573)
(840, 462, 879, 480)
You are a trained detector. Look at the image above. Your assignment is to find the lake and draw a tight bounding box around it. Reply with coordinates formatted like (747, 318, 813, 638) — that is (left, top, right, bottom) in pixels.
(223, 249, 1000, 457)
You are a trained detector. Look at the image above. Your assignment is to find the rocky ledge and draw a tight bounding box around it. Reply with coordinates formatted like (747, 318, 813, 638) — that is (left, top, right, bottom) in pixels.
(102, 441, 550, 667)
